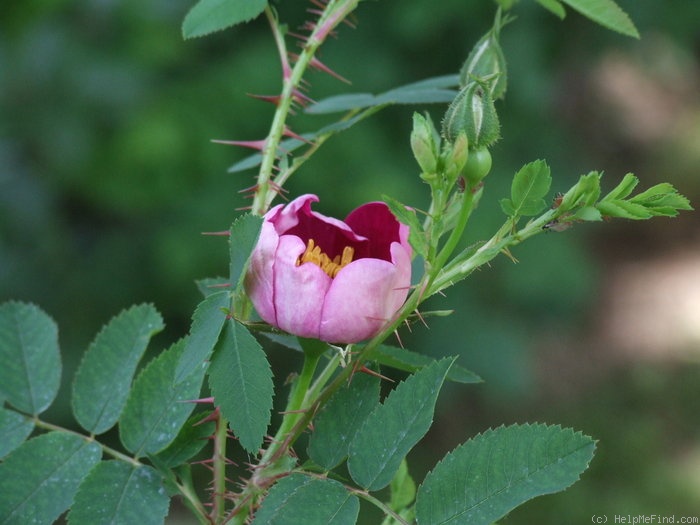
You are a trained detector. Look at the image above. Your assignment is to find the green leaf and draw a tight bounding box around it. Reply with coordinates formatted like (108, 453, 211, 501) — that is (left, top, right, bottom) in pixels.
(68, 461, 169, 525)
(0, 432, 102, 525)
(196, 277, 229, 297)
(230, 214, 264, 291)
(0, 302, 60, 415)
(307, 371, 380, 470)
(175, 290, 229, 384)
(0, 407, 34, 459)
(119, 339, 207, 457)
(251, 474, 359, 525)
(597, 199, 652, 219)
(369, 345, 481, 384)
(602, 172, 639, 201)
(500, 160, 552, 217)
(72, 304, 164, 435)
(389, 459, 417, 513)
(208, 319, 273, 454)
(536, 0, 566, 18)
(182, 0, 267, 39)
(558, 171, 601, 211)
(154, 411, 215, 468)
(382, 196, 429, 258)
(560, 0, 639, 38)
(308, 75, 459, 114)
(415, 423, 596, 525)
(347, 358, 454, 491)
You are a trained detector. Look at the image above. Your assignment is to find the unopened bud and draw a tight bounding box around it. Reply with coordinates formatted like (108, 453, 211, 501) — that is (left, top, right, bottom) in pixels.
(441, 80, 500, 149)
(459, 9, 508, 100)
(411, 112, 440, 176)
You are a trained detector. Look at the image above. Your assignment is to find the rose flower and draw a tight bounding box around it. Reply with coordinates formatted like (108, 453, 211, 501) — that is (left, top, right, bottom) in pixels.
(245, 194, 412, 343)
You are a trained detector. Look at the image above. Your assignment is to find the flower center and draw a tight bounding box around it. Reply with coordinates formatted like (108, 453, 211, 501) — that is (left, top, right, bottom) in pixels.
(297, 238, 354, 278)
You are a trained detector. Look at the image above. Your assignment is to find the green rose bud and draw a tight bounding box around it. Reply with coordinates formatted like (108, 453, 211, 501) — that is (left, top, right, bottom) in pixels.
(441, 80, 500, 149)
(459, 9, 509, 100)
(410, 112, 439, 176)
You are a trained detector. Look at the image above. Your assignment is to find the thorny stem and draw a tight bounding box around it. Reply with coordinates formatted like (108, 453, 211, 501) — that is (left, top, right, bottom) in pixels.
(250, 0, 361, 216)
(211, 413, 229, 523)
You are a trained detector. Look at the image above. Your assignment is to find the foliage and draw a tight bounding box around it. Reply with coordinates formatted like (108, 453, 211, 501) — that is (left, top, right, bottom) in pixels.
(0, 0, 694, 524)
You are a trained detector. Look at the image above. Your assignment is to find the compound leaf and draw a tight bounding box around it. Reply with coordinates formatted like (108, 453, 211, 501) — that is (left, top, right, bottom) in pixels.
(208, 319, 273, 454)
(415, 423, 596, 525)
(183, 0, 267, 39)
(0, 302, 60, 415)
(0, 432, 101, 525)
(347, 358, 453, 491)
(251, 474, 359, 525)
(120, 339, 207, 457)
(72, 304, 164, 435)
(68, 461, 169, 525)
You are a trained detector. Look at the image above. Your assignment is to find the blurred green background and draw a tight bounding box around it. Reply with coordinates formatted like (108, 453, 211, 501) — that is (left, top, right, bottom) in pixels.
(2, 0, 699, 522)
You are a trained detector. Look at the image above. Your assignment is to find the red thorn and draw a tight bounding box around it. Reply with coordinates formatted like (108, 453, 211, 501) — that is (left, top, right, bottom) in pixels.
(246, 93, 281, 106)
(182, 396, 215, 405)
(283, 126, 313, 145)
(359, 366, 395, 383)
(238, 183, 260, 194)
(308, 57, 351, 84)
(211, 138, 267, 151)
(201, 230, 230, 236)
(235, 205, 253, 211)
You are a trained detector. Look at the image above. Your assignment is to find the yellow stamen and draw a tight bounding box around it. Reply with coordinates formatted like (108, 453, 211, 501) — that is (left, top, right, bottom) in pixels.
(297, 238, 355, 278)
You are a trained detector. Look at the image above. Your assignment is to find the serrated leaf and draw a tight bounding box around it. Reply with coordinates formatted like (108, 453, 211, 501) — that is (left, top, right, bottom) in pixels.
(348, 358, 454, 491)
(382, 196, 429, 258)
(629, 183, 693, 215)
(175, 290, 229, 384)
(307, 372, 380, 470)
(230, 214, 264, 291)
(369, 345, 481, 384)
(558, 171, 601, 211)
(602, 172, 639, 201)
(415, 423, 596, 525)
(561, 0, 639, 38)
(0, 302, 60, 415)
(72, 304, 164, 434)
(120, 339, 207, 457)
(500, 160, 552, 218)
(182, 0, 267, 39)
(0, 407, 34, 459)
(251, 474, 359, 525)
(536, 0, 566, 18)
(597, 199, 652, 219)
(67, 461, 169, 525)
(154, 412, 215, 468)
(308, 75, 459, 114)
(0, 432, 102, 525)
(208, 319, 273, 454)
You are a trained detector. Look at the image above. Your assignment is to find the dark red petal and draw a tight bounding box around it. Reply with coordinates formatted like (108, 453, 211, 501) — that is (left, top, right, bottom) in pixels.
(344, 202, 401, 262)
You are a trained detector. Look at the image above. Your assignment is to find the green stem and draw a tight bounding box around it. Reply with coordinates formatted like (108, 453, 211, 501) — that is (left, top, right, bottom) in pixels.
(33, 417, 141, 467)
(212, 414, 229, 524)
(351, 489, 410, 525)
(258, 352, 322, 468)
(251, 0, 361, 215)
(428, 209, 557, 296)
(430, 184, 482, 279)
